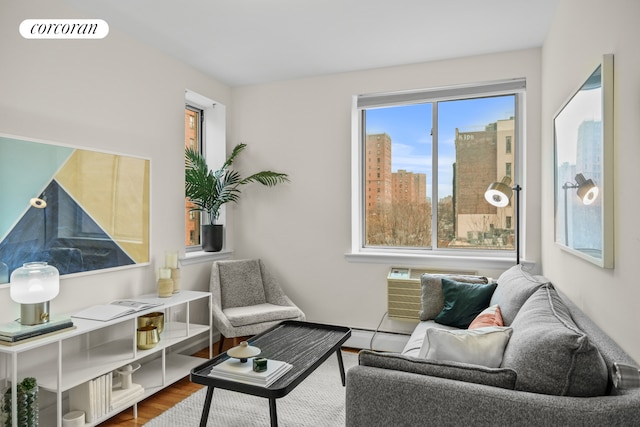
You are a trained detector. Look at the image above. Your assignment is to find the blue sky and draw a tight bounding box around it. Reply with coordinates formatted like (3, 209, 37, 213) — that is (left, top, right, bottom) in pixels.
(365, 95, 515, 199)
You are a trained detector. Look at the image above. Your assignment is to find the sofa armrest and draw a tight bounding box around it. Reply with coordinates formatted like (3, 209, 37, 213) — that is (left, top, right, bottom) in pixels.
(346, 365, 640, 427)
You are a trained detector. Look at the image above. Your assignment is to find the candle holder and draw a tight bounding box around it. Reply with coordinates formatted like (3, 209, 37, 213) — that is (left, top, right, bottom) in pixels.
(157, 268, 173, 298)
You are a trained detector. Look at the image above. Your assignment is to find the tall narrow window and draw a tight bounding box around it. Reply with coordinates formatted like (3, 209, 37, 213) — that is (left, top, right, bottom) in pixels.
(185, 105, 203, 247)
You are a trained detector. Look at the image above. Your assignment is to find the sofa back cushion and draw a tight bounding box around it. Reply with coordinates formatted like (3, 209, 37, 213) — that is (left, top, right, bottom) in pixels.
(490, 264, 549, 325)
(419, 274, 488, 321)
(358, 350, 517, 390)
(501, 285, 609, 397)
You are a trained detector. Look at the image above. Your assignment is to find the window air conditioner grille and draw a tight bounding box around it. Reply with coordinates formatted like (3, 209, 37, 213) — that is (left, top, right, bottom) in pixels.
(387, 267, 477, 320)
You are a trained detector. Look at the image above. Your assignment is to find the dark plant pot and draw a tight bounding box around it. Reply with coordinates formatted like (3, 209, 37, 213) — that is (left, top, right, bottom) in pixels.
(202, 224, 223, 252)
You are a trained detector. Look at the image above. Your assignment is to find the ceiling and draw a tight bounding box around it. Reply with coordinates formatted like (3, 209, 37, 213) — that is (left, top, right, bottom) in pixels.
(65, 0, 559, 87)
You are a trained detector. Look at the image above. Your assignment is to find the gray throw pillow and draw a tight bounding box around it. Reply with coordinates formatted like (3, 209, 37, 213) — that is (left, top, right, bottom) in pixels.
(358, 350, 517, 390)
(490, 264, 549, 325)
(420, 274, 488, 321)
(501, 285, 609, 397)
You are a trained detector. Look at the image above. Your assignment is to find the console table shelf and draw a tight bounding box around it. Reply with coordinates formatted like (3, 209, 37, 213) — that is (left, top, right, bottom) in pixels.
(0, 290, 212, 427)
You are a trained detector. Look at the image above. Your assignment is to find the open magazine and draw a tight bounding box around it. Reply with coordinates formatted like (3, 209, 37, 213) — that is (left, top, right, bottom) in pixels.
(72, 300, 162, 321)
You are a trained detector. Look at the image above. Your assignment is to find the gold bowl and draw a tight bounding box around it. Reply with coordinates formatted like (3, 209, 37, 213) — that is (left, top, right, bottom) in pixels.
(136, 325, 160, 350)
(138, 312, 164, 334)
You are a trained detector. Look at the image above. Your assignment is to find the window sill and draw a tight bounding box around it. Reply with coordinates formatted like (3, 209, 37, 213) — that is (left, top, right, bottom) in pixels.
(345, 250, 533, 271)
(181, 249, 233, 266)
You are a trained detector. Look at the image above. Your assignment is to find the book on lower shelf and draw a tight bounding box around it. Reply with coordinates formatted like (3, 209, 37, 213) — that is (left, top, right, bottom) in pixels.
(209, 358, 293, 387)
(69, 372, 114, 423)
(0, 316, 74, 344)
(72, 299, 162, 321)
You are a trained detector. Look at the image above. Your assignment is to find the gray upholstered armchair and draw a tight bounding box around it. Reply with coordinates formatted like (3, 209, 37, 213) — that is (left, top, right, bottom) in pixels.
(210, 259, 305, 352)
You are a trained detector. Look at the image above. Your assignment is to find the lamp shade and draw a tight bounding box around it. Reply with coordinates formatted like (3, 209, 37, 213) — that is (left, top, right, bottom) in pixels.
(10, 262, 60, 304)
(575, 173, 599, 205)
(484, 176, 513, 207)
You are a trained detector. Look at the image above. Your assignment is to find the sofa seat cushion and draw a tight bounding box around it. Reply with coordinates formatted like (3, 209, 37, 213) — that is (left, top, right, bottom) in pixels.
(490, 264, 549, 325)
(359, 350, 517, 390)
(420, 273, 489, 321)
(434, 278, 497, 328)
(402, 320, 459, 358)
(223, 303, 303, 327)
(501, 285, 609, 397)
(419, 326, 513, 368)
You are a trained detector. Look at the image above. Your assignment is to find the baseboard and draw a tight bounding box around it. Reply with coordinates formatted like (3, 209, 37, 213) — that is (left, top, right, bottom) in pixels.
(343, 328, 409, 352)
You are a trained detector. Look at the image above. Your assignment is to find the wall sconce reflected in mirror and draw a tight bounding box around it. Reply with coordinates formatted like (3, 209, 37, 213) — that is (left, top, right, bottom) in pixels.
(484, 176, 522, 265)
(562, 173, 599, 245)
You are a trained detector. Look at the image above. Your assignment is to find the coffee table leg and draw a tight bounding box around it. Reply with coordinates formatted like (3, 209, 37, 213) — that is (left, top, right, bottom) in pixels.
(269, 398, 278, 427)
(336, 350, 346, 386)
(200, 386, 215, 427)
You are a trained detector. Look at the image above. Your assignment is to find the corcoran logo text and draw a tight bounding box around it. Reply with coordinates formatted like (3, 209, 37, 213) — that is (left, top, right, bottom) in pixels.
(20, 19, 109, 39)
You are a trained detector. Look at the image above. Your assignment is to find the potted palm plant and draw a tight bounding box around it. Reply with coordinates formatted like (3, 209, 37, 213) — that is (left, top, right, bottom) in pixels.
(185, 143, 289, 251)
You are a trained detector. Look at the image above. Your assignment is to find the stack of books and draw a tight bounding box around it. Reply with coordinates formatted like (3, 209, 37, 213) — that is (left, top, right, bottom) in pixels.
(110, 382, 144, 411)
(0, 316, 74, 345)
(69, 372, 114, 423)
(209, 358, 293, 387)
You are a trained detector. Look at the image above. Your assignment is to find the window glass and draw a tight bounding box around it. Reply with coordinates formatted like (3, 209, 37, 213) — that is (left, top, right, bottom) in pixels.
(359, 89, 519, 255)
(185, 105, 202, 247)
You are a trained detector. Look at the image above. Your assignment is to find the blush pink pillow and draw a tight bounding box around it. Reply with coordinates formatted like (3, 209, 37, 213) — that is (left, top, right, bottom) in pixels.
(468, 304, 504, 329)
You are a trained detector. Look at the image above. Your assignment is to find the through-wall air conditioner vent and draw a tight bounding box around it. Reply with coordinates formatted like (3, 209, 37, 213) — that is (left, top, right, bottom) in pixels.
(387, 267, 477, 320)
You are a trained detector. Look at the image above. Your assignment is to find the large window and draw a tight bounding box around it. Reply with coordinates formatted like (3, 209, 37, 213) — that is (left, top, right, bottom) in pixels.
(354, 79, 525, 257)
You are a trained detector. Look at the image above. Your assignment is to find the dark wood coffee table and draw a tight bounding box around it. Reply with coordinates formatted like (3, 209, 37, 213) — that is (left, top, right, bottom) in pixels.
(190, 320, 352, 427)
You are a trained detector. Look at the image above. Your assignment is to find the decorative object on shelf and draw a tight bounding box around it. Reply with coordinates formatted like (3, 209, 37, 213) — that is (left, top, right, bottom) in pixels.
(62, 410, 85, 427)
(157, 267, 173, 298)
(185, 143, 290, 252)
(136, 325, 160, 350)
(116, 363, 141, 389)
(138, 312, 164, 334)
(227, 341, 261, 363)
(484, 176, 523, 265)
(10, 262, 60, 325)
(2, 377, 38, 427)
(165, 250, 181, 293)
(253, 357, 268, 373)
(554, 54, 614, 268)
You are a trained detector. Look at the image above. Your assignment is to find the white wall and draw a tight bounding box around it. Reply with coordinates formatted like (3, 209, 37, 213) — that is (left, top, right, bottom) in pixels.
(230, 49, 542, 336)
(0, 0, 230, 323)
(541, 0, 640, 362)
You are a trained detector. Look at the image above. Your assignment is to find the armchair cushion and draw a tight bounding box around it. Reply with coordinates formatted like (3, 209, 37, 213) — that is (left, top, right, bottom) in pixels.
(223, 303, 304, 327)
(218, 259, 266, 308)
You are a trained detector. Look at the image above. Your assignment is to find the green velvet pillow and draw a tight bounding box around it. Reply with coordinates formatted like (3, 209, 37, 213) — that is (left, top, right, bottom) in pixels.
(434, 278, 497, 328)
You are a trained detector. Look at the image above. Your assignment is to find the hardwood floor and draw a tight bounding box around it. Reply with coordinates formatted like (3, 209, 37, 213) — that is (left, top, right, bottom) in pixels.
(98, 339, 358, 426)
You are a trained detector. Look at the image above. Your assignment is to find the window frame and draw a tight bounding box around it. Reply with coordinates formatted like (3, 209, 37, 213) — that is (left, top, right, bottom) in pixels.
(184, 90, 227, 255)
(349, 79, 526, 268)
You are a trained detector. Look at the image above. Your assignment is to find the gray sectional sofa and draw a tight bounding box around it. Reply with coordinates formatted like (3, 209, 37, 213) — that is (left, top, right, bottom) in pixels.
(345, 265, 640, 426)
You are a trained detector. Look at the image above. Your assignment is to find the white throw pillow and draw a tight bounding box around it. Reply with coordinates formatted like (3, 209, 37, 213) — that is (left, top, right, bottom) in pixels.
(419, 326, 513, 368)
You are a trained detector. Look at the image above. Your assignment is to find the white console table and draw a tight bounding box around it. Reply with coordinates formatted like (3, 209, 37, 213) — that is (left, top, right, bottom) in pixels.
(0, 290, 212, 427)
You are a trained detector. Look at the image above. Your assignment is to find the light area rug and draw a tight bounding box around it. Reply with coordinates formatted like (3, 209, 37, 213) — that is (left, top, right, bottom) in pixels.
(145, 351, 358, 426)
